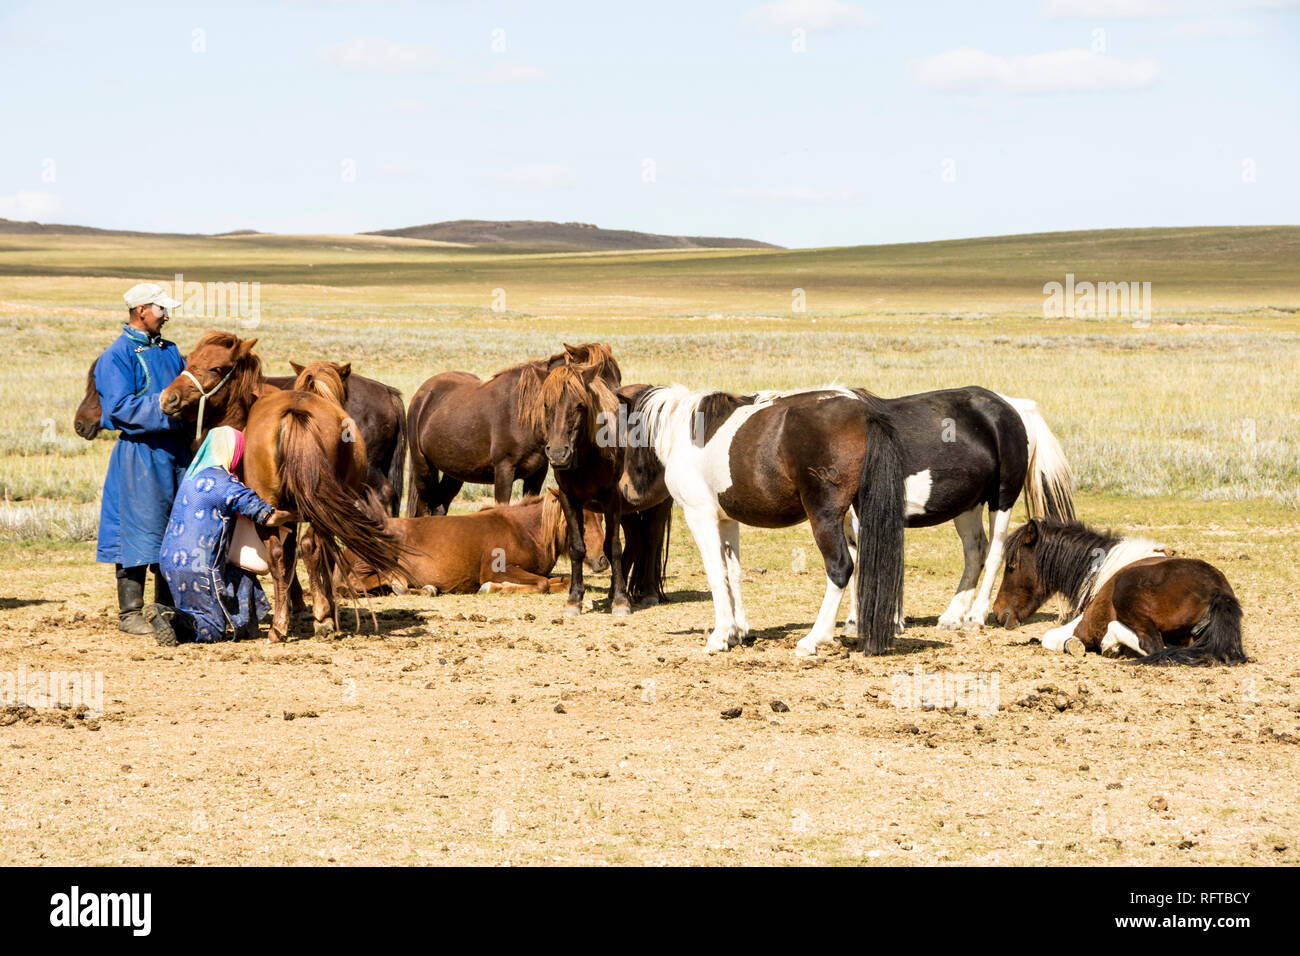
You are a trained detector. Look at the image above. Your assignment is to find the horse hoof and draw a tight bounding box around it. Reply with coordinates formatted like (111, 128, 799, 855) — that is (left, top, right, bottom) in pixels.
(314, 620, 335, 639)
(562, 604, 581, 617)
(1065, 636, 1086, 658)
(611, 604, 631, 617)
(638, 596, 661, 608)
(1101, 641, 1124, 659)
(389, 580, 408, 596)
(422, 585, 439, 597)
(794, 642, 817, 658)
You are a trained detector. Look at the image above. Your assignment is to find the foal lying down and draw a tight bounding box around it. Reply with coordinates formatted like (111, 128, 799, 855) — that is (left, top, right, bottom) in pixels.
(338, 491, 608, 596)
(992, 519, 1247, 665)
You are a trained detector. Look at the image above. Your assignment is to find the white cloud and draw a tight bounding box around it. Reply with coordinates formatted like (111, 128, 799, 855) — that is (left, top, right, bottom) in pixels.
(729, 186, 858, 202)
(1161, 16, 1265, 37)
(486, 165, 574, 189)
(391, 97, 426, 112)
(745, 0, 876, 31)
(474, 62, 549, 86)
(911, 48, 1160, 93)
(0, 191, 62, 221)
(318, 36, 445, 73)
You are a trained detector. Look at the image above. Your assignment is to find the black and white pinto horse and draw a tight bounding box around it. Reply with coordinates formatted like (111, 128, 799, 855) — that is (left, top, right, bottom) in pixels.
(621, 384, 1074, 657)
(619, 385, 907, 655)
(842, 386, 1076, 637)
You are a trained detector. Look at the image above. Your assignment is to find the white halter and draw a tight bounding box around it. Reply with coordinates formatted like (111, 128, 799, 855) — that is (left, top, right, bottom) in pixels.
(181, 366, 236, 442)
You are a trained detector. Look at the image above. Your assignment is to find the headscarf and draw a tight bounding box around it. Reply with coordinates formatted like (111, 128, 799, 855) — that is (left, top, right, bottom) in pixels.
(185, 425, 245, 480)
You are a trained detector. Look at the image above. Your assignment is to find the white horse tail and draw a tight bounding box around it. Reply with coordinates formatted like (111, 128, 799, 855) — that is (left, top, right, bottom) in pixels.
(1001, 394, 1076, 522)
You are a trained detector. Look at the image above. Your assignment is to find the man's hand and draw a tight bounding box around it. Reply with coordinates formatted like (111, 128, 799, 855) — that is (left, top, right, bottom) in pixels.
(266, 509, 299, 527)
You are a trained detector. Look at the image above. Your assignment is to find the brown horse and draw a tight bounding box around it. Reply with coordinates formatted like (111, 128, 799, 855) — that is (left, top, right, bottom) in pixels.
(160, 339, 406, 640)
(992, 519, 1247, 665)
(521, 363, 674, 616)
(77, 344, 406, 515)
(339, 491, 609, 596)
(405, 343, 621, 515)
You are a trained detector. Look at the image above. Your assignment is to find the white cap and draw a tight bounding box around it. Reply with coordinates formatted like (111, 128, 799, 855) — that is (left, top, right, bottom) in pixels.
(123, 282, 180, 310)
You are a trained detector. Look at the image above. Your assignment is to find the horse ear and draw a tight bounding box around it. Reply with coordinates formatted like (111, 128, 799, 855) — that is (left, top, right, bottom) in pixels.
(335, 362, 352, 380)
(290, 360, 305, 374)
(236, 338, 259, 358)
(1023, 520, 1039, 547)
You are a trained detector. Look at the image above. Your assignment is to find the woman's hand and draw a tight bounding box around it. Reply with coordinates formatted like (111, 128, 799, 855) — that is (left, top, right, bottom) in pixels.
(266, 509, 299, 527)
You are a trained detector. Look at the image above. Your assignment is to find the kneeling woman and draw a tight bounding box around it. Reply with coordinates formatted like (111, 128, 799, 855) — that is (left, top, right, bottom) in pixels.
(145, 426, 294, 645)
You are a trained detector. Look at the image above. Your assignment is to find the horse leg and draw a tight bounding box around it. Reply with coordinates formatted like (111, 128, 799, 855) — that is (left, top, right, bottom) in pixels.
(266, 527, 296, 643)
(795, 509, 854, 657)
(718, 518, 747, 638)
(962, 507, 1013, 627)
(407, 445, 433, 518)
(557, 490, 587, 615)
(287, 525, 311, 619)
(299, 527, 335, 638)
(1041, 614, 1086, 656)
(434, 473, 463, 516)
(521, 464, 546, 499)
(939, 508, 988, 629)
(842, 509, 858, 630)
(479, 564, 558, 594)
(680, 504, 741, 653)
(493, 460, 516, 505)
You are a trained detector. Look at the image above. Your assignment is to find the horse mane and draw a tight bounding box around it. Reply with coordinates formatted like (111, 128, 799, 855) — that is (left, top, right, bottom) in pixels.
(520, 364, 622, 457)
(1004, 519, 1121, 614)
(293, 361, 349, 408)
(512, 342, 621, 422)
(539, 489, 569, 555)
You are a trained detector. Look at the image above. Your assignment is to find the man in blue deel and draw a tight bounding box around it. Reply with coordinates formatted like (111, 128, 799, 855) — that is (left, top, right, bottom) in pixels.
(95, 282, 192, 634)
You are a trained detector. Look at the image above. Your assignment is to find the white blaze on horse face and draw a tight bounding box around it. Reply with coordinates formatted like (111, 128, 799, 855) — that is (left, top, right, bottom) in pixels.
(1042, 615, 1083, 652)
(903, 469, 932, 518)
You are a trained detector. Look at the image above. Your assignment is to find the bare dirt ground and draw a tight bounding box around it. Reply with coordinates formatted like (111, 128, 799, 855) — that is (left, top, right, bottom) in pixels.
(2, 495, 1297, 866)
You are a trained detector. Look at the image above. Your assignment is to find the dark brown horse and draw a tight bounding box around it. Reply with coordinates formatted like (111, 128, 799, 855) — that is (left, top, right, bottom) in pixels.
(338, 491, 609, 596)
(76, 345, 406, 515)
(992, 519, 1247, 665)
(521, 363, 674, 617)
(405, 343, 621, 515)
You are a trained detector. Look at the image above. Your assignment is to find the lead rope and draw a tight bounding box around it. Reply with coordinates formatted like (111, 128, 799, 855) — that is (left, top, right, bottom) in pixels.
(180, 366, 236, 443)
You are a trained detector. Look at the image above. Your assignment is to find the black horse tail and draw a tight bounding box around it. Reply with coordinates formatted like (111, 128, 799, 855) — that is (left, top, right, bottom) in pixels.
(855, 411, 905, 654)
(386, 386, 407, 518)
(1138, 591, 1246, 666)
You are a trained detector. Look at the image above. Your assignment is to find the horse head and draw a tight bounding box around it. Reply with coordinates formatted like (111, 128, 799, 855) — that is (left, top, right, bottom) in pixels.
(159, 332, 263, 434)
(992, 519, 1053, 628)
(523, 364, 620, 470)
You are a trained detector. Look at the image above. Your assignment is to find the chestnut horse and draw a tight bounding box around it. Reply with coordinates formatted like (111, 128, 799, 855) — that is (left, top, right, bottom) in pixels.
(338, 491, 609, 596)
(992, 519, 1247, 665)
(521, 363, 674, 617)
(76, 346, 406, 515)
(405, 343, 621, 515)
(160, 339, 406, 640)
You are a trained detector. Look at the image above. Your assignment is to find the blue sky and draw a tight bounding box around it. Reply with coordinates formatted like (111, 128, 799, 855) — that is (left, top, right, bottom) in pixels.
(1, 0, 1297, 247)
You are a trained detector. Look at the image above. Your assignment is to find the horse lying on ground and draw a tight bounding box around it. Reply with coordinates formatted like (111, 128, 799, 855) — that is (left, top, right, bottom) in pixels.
(405, 343, 621, 515)
(76, 345, 406, 516)
(337, 491, 608, 595)
(992, 519, 1247, 665)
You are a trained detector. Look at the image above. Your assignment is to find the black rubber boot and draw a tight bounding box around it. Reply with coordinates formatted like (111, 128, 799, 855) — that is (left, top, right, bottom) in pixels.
(151, 564, 174, 608)
(115, 565, 151, 635)
(143, 604, 179, 646)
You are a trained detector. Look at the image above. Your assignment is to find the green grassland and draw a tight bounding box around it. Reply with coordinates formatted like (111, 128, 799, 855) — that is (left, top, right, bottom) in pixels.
(0, 225, 1298, 536)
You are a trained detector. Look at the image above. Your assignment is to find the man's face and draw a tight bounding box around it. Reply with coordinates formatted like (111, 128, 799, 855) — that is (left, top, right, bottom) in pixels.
(137, 303, 169, 336)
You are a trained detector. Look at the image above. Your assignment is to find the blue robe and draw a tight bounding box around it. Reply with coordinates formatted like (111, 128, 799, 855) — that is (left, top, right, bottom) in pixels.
(95, 324, 190, 567)
(159, 466, 276, 643)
